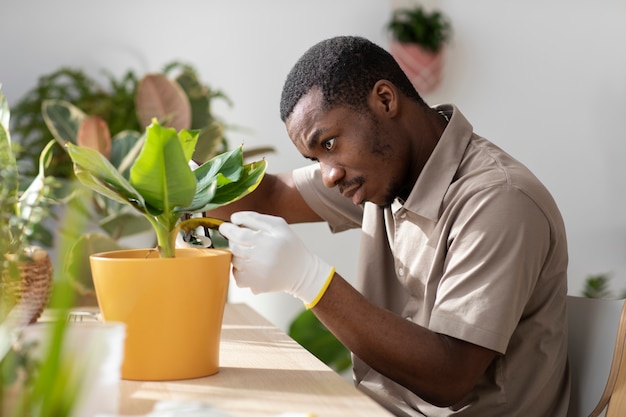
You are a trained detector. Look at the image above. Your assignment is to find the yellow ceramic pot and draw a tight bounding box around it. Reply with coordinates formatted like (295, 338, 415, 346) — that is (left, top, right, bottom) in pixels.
(89, 248, 231, 381)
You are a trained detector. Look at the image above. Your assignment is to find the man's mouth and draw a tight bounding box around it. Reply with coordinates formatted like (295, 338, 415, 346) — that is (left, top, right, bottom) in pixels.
(340, 184, 364, 205)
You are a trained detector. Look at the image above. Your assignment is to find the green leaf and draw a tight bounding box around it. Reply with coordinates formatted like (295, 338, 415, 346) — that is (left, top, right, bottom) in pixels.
(67, 143, 146, 212)
(193, 122, 226, 163)
(195, 159, 266, 211)
(194, 146, 244, 188)
(288, 309, 352, 373)
(99, 209, 153, 239)
(65, 233, 125, 291)
(0, 85, 9, 129)
(0, 87, 18, 207)
(175, 71, 211, 129)
(41, 99, 86, 146)
(129, 120, 197, 212)
(18, 140, 56, 222)
(109, 130, 142, 175)
(178, 128, 200, 163)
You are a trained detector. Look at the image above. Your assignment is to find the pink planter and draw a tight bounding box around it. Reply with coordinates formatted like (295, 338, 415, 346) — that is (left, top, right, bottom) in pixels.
(389, 41, 444, 94)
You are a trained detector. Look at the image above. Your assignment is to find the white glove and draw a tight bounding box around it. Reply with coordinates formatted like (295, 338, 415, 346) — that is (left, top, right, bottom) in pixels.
(218, 211, 335, 309)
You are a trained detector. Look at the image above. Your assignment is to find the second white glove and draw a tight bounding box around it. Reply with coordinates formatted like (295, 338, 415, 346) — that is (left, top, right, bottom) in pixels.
(218, 211, 335, 308)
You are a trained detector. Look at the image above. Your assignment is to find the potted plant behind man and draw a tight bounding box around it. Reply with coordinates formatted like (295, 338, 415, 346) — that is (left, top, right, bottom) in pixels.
(62, 117, 266, 381)
(386, 4, 452, 93)
(0, 87, 57, 328)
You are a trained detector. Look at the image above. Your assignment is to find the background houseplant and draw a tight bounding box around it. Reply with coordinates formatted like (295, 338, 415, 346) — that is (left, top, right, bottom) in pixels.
(386, 4, 452, 93)
(10, 62, 255, 180)
(0, 86, 57, 327)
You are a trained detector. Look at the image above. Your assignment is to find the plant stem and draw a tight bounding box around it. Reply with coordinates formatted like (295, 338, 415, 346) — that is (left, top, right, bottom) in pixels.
(148, 217, 176, 258)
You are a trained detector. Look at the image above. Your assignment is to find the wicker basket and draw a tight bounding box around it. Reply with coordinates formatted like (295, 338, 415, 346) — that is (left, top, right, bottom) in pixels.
(1, 246, 53, 324)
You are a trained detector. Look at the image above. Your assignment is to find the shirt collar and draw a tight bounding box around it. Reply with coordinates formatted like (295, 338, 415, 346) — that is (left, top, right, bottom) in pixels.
(399, 104, 474, 221)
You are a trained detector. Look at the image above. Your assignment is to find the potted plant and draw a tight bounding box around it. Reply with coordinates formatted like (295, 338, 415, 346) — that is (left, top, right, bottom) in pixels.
(62, 115, 266, 380)
(25, 63, 273, 304)
(386, 5, 452, 93)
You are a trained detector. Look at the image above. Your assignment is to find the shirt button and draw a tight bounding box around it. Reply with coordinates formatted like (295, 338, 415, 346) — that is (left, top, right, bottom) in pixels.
(400, 212, 407, 219)
(398, 267, 405, 277)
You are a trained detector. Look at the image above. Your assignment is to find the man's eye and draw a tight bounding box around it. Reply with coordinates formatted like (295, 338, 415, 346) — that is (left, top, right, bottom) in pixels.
(323, 138, 335, 151)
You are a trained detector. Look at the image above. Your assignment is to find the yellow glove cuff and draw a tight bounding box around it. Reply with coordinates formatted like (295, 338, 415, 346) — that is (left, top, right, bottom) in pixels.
(304, 266, 336, 310)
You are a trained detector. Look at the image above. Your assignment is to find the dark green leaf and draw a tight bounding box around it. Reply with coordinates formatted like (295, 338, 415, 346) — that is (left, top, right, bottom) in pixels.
(192, 159, 266, 212)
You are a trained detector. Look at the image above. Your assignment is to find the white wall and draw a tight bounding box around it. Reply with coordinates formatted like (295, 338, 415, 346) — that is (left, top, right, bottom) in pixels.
(2, 1, 625, 330)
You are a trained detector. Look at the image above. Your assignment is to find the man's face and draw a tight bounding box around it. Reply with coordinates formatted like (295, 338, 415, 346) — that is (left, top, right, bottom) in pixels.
(285, 88, 410, 207)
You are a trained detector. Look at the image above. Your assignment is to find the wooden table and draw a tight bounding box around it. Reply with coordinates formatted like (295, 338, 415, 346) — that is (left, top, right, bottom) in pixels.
(119, 303, 393, 417)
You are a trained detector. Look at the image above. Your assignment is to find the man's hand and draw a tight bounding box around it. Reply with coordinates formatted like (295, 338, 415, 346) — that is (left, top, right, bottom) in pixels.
(218, 211, 335, 308)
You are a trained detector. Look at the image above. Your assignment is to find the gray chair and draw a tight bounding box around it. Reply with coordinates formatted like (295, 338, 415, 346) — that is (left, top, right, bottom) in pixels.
(567, 295, 626, 417)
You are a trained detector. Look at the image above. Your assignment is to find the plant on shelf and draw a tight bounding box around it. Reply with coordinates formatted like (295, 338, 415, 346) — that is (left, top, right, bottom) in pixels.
(386, 4, 452, 93)
(582, 273, 626, 299)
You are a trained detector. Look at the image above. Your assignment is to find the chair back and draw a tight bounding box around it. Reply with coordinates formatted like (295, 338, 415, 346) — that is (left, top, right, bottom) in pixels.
(567, 295, 626, 417)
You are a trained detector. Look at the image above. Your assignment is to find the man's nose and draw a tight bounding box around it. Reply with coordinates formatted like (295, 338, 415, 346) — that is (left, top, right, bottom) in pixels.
(320, 163, 344, 188)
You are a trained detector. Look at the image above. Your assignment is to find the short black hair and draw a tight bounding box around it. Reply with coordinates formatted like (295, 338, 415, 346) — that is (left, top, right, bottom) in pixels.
(280, 35, 424, 122)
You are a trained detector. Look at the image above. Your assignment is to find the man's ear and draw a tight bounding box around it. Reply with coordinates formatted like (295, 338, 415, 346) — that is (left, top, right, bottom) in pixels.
(369, 80, 398, 117)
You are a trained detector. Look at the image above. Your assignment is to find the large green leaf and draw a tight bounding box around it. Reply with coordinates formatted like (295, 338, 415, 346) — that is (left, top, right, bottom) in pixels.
(67, 143, 146, 212)
(129, 121, 197, 212)
(42, 99, 86, 146)
(194, 146, 243, 186)
(193, 159, 266, 212)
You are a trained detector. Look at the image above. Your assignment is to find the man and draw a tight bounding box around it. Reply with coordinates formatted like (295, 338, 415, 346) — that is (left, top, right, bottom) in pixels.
(214, 36, 570, 416)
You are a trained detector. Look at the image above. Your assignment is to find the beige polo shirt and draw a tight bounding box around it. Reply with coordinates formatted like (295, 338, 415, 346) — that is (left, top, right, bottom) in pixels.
(293, 105, 570, 416)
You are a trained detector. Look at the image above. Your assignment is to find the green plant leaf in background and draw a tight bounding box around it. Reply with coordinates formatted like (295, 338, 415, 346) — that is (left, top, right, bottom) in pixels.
(108, 130, 143, 178)
(41, 99, 86, 147)
(288, 309, 352, 374)
(0, 88, 18, 198)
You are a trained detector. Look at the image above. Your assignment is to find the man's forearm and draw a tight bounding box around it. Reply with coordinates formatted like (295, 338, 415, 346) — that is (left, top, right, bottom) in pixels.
(311, 274, 497, 407)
